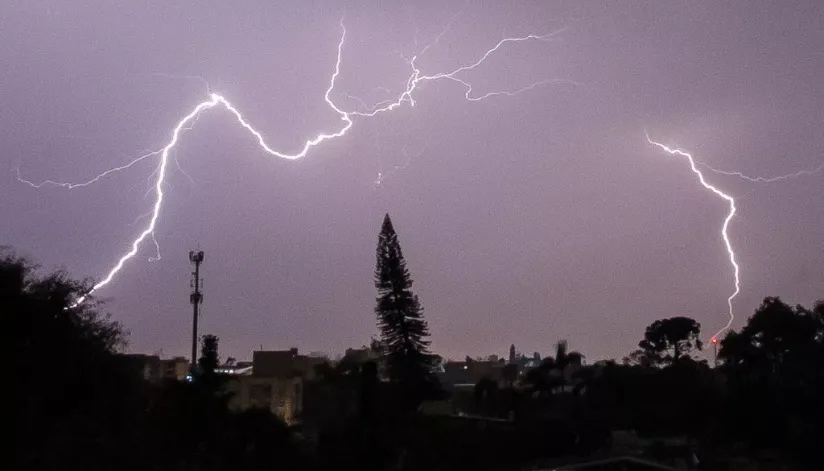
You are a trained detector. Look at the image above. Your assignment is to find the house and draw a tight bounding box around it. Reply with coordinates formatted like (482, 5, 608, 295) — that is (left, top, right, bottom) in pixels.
(252, 348, 325, 380)
(119, 354, 189, 382)
(226, 375, 303, 425)
(223, 348, 324, 424)
(342, 347, 379, 364)
(439, 356, 507, 389)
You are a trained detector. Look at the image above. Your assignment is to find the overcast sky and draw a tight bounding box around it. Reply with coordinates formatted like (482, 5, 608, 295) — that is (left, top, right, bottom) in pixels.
(2, 1, 823, 361)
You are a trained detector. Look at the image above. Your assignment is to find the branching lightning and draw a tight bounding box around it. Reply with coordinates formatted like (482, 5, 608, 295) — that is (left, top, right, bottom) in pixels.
(17, 149, 163, 189)
(348, 31, 567, 117)
(646, 135, 740, 341)
(698, 160, 824, 183)
(375, 144, 428, 186)
(17, 21, 566, 306)
(646, 138, 823, 340)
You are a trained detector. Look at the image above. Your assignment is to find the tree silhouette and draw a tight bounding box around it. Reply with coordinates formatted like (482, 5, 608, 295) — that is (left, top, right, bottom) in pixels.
(553, 340, 584, 392)
(198, 333, 220, 375)
(523, 341, 584, 395)
(4, 250, 141, 469)
(374, 214, 434, 408)
(633, 317, 703, 367)
(717, 297, 824, 466)
(720, 297, 823, 378)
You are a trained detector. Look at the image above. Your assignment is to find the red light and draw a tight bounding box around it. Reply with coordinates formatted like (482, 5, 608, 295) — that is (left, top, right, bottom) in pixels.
(711, 337, 718, 344)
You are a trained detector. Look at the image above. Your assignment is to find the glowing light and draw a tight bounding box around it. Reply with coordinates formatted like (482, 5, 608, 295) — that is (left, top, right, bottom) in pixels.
(646, 135, 740, 341)
(18, 21, 565, 306)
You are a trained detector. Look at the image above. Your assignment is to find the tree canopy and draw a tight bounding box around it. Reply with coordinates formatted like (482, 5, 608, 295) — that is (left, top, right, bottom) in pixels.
(199, 333, 220, 375)
(4, 250, 137, 469)
(631, 316, 703, 366)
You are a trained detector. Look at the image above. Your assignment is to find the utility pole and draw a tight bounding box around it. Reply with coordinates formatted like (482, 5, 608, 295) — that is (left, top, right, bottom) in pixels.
(189, 250, 205, 375)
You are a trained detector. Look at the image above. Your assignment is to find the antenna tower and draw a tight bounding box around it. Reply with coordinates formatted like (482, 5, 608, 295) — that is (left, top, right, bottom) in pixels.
(189, 250, 205, 373)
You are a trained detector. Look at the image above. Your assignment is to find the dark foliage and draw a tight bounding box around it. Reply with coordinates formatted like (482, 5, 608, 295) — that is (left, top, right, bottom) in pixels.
(5, 251, 140, 470)
(4, 250, 303, 471)
(7, 245, 824, 470)
(630, 316, 703, 366)
(716, 297, 824, 467)
(198, 333, 220, 375)
(374, 214, 437, 408)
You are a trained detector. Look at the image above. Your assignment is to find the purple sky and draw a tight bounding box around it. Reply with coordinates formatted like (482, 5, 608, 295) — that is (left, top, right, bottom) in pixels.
(2, 1, 823, 362)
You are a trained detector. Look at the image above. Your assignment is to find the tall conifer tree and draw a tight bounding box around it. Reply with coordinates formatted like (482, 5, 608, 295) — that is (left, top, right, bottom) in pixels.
(374, 214, 433, 403)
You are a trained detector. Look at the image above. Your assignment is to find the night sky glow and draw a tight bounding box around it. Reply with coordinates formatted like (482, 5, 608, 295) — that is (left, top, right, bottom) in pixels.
(3, 2, 823, 361)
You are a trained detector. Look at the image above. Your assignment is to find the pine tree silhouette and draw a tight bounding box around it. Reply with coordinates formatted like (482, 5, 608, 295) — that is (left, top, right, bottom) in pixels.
(374, 214, 434, 408)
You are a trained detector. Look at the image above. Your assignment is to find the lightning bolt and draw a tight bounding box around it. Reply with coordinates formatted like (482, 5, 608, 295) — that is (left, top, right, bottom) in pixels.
(646, 135, 740, 342)
(698, 161, 824, 183)
(16, 149, 163, 189)
(17, 21, 566, 306)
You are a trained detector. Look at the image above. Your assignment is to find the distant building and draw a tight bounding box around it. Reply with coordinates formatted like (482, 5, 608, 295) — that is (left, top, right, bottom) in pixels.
(120, 354, 188, 382)
(508, 346, 542, 373)
(215, 361, 253, 376)
(342, 347, 379, 365)
(439, 356, 506, 389)
(252, 348, 325, 380)
(224, 348, 325, 424)
(226, 375, 302, 425)
(162, 356, 190, 380)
